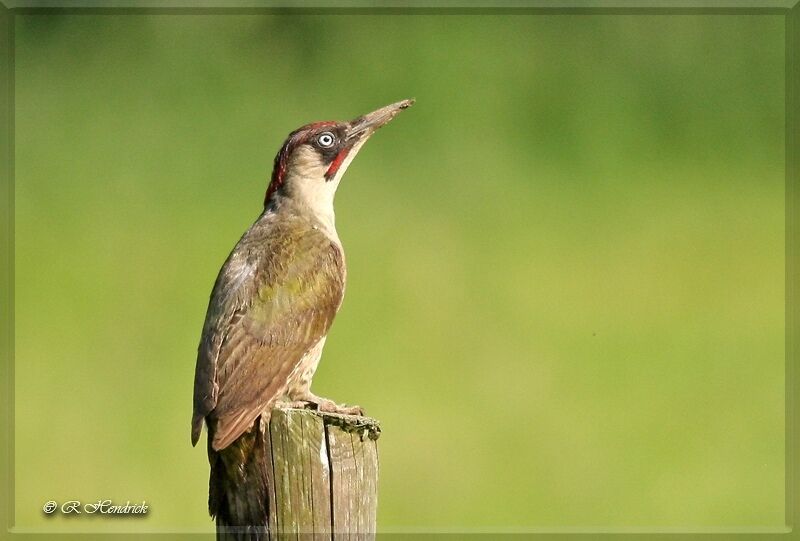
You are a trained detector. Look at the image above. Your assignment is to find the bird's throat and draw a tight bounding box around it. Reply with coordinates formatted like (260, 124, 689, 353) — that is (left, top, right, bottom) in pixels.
(270, 182, 339, 242)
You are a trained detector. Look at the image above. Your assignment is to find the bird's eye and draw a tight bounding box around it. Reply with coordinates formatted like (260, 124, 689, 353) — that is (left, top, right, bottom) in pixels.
(317, 132, 336, 148)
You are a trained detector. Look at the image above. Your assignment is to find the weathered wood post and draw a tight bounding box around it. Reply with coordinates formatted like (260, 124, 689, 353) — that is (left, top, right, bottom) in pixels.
(216, 406, 381, 540)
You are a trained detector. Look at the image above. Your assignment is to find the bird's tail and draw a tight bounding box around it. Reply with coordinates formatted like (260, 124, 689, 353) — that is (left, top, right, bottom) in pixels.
(208, 414, 273, 541)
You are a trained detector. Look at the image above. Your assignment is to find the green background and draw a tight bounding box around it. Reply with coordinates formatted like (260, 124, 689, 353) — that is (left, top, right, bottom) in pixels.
(12, 13, 785, 532)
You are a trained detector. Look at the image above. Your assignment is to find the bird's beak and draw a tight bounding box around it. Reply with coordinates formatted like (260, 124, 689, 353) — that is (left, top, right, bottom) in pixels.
(346, 99, 414, 142)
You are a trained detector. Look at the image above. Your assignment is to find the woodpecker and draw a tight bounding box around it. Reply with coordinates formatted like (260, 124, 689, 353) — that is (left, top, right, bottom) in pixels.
(191, 99, 413, 532)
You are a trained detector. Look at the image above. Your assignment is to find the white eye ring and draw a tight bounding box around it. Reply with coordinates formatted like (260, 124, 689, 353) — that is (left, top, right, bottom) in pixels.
(317, 132, 335, 148)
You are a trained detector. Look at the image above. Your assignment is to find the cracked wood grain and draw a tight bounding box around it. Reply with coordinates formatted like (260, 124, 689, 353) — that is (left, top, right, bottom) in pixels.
(235, 406, 379, 540)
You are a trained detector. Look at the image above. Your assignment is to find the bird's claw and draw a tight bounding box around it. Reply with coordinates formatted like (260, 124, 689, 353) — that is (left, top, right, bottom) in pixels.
(280, 400, 316, 410)
(320, 402, 364, 416)
(287, 395, 364, 416)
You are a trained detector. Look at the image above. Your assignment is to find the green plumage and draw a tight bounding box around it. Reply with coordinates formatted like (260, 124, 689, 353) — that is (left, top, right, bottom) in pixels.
(190, 99, 412, 537)
(192, 209, 345, 452)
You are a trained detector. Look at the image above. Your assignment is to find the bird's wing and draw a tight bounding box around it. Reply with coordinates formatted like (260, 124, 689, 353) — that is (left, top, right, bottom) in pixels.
(192, 219, 345, 450)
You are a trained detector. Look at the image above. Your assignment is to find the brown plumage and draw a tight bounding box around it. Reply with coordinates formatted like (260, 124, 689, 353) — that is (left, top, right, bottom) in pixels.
(192, 213, 345, 450)
(191, 100, 413, 535)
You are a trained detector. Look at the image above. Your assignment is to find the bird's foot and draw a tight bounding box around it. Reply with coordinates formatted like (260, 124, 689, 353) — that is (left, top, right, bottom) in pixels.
(289, 393, 364, 416)
(280, 400, 316, 410)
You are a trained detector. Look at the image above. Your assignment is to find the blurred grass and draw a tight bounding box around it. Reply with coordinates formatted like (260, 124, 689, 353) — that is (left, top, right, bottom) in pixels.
(12, 13, 784, 532)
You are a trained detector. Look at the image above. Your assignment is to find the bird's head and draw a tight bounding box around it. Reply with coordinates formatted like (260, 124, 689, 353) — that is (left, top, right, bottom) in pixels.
(264, 99, 414, 211)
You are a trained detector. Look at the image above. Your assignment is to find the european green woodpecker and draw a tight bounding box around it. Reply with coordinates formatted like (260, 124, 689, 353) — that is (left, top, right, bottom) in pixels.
(191, 99, 413, 531)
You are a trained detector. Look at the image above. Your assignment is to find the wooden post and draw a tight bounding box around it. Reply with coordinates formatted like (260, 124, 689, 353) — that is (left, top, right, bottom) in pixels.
(216, 406, 381, 540)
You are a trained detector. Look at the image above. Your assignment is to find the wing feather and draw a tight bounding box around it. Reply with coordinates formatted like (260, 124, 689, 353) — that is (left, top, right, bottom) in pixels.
(191, 214, 345, 450)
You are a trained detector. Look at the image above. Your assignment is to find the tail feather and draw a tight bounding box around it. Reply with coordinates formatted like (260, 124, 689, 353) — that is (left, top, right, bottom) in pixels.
(208, 414, 273, 540)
